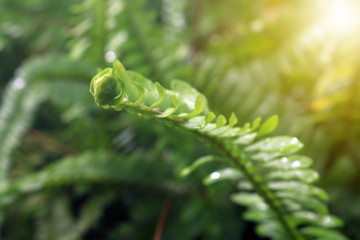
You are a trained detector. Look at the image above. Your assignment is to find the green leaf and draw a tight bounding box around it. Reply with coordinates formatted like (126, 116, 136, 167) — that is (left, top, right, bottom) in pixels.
(231, 192, 264, 207)
(206, 112, 216, 124)
(216, 115, 227, 128)
(246, 136, 304, 155)
(263, 155, 313, 170)
(170, 80, 207, 113)
(257, 115, 278, 137)
(126, 81, 145, 106)
(275, 192, 328, 215)
(127, 71, 158, 105)
(237, 181, 253, 190)
(218, 127, 244, 138)
(267, 181, 329, 201)
(208, 126, 228, 136)
(234, 132, 257, 145)
(243, 208, 273, 222)
(173, 94, 205, 119)
(292, 212, 344, 228)
(180, 155, 223, 177)
(185, 116, 206, 129)
(148, 82, 165, 108)
(265, 169, 319, 184)
(199, 123, 217, 133)
(242, 122, 251, 131)
(113, 59, 126, 76)
(301, 227, 349, 240)
(282, 199, 302, 212)
(191, 94, 206, 117)
(171, 95, 180, 110)
(251, 152, 282, 162)
(114, 70, 140, 103)
(155, 96, 179, 118)
(256, 221, 289, 240)
(251, 117, 261, 131)
(228, 112, 238, 128)
(203, 168, 243, 185)
(156, 107, 176, 118)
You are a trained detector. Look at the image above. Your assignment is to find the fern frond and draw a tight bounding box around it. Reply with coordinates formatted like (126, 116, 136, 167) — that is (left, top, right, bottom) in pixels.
(0, 0, 75, 53)
(110, 0, 191, 84)
(191, 21, 334, 123)
(34, 191, 114, 240)
(0, 150, 187, 207)
(0, 55, 95, 182)
(0, 80, 43, 182)
(89, 59, 348, 240)
(0, 151, 133, 199)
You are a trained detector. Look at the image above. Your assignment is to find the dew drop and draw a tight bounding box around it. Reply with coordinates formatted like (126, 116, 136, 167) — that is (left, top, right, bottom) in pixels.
(290, 137, 298, 144)
(210, 172, 220, 179)
(105, 51, 117, 62)
(291, 161, 301, 168)
(258, 203, 267, 210)
(12, 77, 25, 90)
(323, 216, 331, 223)
(307, 212, 316, 219)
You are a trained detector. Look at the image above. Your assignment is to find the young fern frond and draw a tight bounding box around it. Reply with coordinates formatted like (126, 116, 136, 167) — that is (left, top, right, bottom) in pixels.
(90, 59, 348, 240)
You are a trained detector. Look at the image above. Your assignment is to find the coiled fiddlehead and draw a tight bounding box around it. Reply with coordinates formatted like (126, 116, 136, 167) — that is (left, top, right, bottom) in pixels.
(90, 59, 348, 240)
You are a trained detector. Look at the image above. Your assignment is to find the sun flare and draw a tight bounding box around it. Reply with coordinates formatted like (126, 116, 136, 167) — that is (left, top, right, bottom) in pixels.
(319, 0, 360, 34)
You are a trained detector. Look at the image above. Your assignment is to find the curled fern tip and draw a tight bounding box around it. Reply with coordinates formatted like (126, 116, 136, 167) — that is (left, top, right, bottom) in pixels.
(90, 68, 122, 107)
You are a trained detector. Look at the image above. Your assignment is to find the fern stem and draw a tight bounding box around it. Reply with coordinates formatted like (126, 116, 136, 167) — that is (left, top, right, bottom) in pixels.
(153, 196, 174, 240)
(26, 129, 77, 156)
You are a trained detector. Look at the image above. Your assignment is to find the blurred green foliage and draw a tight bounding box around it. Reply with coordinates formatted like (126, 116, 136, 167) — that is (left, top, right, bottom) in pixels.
(0, 0, 359, 239)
